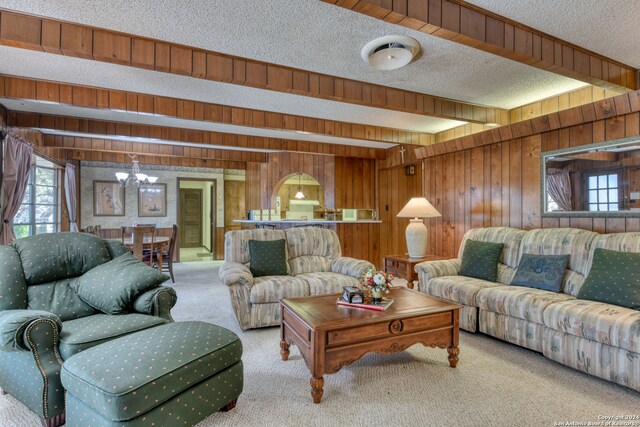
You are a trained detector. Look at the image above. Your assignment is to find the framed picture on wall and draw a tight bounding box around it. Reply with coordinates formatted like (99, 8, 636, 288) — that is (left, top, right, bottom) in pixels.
(138, 184, 167, 217)
(93, 181, 125, 216)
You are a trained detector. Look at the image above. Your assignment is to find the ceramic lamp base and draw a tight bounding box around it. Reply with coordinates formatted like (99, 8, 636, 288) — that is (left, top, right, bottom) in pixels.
(405, 218, 428, 258)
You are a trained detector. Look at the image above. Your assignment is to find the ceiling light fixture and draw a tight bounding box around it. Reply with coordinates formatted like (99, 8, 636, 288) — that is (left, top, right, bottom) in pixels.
(294, 174, 305, 199)
(115, 154, 158, 187)
(361, 35, 420, 71)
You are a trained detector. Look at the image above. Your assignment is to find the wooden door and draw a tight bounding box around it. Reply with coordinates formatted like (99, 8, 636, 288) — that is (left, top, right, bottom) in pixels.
(180, 189, 202, 248)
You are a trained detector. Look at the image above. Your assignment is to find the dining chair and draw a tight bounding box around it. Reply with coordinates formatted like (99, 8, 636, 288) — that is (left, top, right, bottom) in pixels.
(255, 224, 276, 229)
(84, 225, 95, 234)
(153, 224, 178, 282)
(121, 225, 156, 265)
(92, 225, 102, 238)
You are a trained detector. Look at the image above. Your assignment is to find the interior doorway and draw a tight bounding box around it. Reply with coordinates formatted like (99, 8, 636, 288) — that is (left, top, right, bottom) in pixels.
(177, 178, 216, 262)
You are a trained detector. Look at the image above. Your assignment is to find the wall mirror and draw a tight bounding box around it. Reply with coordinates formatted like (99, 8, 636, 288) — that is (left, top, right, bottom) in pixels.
(541, 136, 640, 217)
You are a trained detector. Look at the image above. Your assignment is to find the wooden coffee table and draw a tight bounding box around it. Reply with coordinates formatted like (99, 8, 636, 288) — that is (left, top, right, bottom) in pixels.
(279, 287, 461, 403)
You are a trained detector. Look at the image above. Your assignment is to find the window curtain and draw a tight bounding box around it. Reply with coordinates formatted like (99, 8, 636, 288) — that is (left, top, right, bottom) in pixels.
(547, 169, 573, 212)
(64, 163, 79, 232)
(0, 132, 33, 245)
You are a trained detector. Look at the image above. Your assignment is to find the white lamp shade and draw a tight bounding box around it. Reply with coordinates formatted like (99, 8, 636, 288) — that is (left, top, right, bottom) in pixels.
(115, 172, 129, 181)
(147, 176, 158, 184)
(294, 190, 305, 199)
(397, 197, 440, 258)
(135, 173, 148, 181)
(396, 197, 441, 218)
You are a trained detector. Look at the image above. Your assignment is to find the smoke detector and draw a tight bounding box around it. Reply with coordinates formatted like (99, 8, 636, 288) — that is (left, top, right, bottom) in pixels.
(361, 35, 420, 71)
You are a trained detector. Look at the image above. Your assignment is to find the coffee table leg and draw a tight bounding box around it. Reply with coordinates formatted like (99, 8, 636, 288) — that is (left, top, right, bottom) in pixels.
(310, 376, 324, 404)
(280, 340, 290, 361)
(447, 345, 460, 368)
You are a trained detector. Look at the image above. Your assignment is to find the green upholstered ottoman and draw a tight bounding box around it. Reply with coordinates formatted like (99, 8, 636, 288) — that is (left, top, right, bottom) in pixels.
(60, 321, 243, 426)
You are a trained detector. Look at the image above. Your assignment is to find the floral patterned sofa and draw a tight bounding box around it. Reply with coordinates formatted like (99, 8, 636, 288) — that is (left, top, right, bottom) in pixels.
(416, 227, 640, 392)
(220, 228, 374, 330)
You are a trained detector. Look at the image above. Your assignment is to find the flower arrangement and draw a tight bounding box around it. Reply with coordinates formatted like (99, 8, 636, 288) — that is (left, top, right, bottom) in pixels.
(360, 268, 394, 294)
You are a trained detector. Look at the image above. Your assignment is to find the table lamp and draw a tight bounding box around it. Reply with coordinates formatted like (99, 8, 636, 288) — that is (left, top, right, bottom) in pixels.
(396, 197, 441, 258)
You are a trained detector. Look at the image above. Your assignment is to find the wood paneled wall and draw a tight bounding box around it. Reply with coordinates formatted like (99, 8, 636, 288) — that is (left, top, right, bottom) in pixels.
(224, 180, 245, 230)
(257, 152, 336, 210)
(424, 110, 640, 258)
(378, 165, 423, 261)
(334, 157, 379, 266)
(242, 152, 380, 266)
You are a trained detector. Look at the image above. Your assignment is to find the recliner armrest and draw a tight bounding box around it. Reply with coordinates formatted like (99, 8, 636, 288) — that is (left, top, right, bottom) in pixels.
(415, 259, 461, 281)
(219, 262, 254, 288)
(331, 257, 375, 279)
(132, 286, 177, 321)
(0, 310, 62, 352)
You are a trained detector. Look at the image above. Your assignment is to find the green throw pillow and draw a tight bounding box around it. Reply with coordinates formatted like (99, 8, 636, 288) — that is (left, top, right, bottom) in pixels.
(248, 239, 288, 277)
(511, 254, 569, 292)
(71, 252, 170, 315)
(459, 239, 504, 282)
(578, 248, 640, 310)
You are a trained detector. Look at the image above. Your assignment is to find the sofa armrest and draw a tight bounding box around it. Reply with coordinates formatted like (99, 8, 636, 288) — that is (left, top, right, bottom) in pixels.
(415, 259, 461, 281)
(219, 262, 254, 288)
(0, 310, 62, 352)
(132, 286, 177, 321)
(331, 257, 375, 279)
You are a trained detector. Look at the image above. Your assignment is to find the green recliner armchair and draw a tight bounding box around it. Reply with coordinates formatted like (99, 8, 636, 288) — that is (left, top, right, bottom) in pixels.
(0, 232, 177, 427)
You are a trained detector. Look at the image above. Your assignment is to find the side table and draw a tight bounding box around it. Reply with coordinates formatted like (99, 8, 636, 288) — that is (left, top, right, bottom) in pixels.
(383, 254, 449, 289)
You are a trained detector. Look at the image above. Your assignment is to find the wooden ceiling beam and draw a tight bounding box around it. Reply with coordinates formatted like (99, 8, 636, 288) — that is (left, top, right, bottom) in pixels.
(323, 0, 638, 92)
(6, 110, 386, 160)
(41, 134, 268, 163)
(62, 148, 246, 170)
(0, 9, 504, 124)
(0, 75, 433, 146)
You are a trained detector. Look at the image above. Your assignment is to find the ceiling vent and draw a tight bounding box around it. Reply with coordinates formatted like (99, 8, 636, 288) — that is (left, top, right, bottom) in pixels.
(361, 35, 420, 71)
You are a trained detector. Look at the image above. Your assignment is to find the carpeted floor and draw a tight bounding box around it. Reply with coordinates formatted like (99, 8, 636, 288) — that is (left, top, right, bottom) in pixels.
(1, 261, 638, 426)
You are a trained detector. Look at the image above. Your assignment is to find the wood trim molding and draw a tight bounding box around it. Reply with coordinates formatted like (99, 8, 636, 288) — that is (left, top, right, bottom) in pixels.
(0, 9, 504, 124)
(7, 110, 386, 159)
(0, 75, 434, 146)
(415, 90, 640, 158)
(324, 0, 637, 92)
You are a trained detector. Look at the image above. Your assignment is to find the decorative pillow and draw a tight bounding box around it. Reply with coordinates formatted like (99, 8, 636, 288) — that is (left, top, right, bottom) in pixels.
(71, 252, 170, 315)
(578, 248, 640, 310)
(248, 239, 288, 277)
(511, 254, 569, 292)
(458, 239, 504, 282)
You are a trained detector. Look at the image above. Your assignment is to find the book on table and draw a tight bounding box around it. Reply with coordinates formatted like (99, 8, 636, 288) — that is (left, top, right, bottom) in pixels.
(336, 297, 395, 311)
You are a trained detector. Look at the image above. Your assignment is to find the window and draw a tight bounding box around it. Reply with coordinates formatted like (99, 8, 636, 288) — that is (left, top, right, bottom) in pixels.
(585, 171, 621, 212)
(12, 156, 59, 239)
(547, 193, 559, 212)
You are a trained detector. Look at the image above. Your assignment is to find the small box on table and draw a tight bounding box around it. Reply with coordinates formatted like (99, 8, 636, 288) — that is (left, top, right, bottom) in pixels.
(341, 286, 364, 304)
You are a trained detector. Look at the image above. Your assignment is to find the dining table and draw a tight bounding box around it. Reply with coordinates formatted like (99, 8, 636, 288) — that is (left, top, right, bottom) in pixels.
(121, 236, 170, 272)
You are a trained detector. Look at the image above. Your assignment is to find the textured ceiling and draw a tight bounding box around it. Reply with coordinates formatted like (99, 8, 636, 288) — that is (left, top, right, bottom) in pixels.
(0, 0, 586, 110)
(467, 0, 640, 68)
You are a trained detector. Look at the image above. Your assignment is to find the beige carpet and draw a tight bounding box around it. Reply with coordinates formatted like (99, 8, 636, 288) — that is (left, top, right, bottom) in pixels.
(1, 261, 638, 426)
